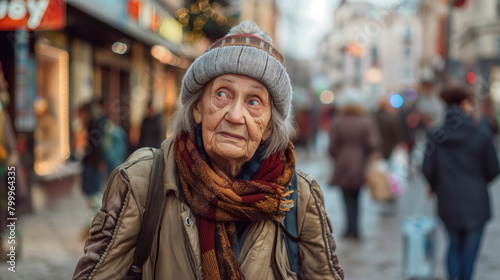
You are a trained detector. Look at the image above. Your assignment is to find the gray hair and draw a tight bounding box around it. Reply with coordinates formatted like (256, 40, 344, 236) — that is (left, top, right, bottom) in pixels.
(171, 87, 294, 159)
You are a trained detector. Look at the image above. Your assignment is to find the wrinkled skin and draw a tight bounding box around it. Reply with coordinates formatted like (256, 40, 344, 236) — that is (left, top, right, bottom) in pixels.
(193, 74, 272, 178)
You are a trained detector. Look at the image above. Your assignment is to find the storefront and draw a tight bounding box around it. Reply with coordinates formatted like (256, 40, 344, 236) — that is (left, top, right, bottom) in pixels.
(33, 32, 70, 176)
(0, 0, 68, 211)
(1, 0, 191, 210)
(66, 0, 191, 149)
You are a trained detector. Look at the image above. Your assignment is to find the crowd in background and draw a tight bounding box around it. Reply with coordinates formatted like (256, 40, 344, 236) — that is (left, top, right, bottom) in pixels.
(305, 79, 500, 280)
(75, 97, 164, 239)
(1, 56, 500, 279)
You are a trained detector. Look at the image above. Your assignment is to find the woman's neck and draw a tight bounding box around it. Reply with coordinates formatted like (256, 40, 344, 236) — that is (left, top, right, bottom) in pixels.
(211, 159, 244, 179)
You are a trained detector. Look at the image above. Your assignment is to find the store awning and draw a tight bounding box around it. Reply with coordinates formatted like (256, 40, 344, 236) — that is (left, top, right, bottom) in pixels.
(67, 0, 196, 59)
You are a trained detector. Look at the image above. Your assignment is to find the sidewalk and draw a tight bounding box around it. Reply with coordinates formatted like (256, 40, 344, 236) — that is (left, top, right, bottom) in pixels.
(0, 179, 87, 280)
(1, 133, 500, 279)
(295, 131, 500, 280)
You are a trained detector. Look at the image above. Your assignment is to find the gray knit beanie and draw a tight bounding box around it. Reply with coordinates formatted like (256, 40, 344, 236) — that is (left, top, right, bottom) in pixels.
(181, 20, 292, 119)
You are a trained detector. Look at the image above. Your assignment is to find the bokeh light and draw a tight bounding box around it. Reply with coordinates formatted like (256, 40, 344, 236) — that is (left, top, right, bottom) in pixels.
(390, 94, 404, 108)
(364, 67, 382, 84)
(111, 42, 128, 54)
(319, 90, 335, 104)
(404, 88, 418, 101)
(467, 72, 477, 84)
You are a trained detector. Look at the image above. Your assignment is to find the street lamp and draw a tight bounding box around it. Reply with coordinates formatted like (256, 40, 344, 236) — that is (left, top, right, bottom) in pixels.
(364, 67, 382, 84)
(345, 42, 365, 87)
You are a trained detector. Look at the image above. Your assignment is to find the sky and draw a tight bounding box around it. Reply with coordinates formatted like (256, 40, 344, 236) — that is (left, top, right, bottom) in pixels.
(276, 0, 337, 59)
(276, 0, 408, 59)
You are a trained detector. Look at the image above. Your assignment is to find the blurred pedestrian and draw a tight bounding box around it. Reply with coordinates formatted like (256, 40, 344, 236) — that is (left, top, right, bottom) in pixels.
(400, 102, 423, 174)
(78, 98, 108, 237)
(137, 100, 163, 148)
(100, 109, 128, 175)
(329, 93, 381, 239)
(422, 86, 500, 280)
(73, 21, 344, 279)
(476, 97, 499, 137)
(374, 98, 404, 215)
(416, 80, 445, 131)
(375, 98, 403, 161)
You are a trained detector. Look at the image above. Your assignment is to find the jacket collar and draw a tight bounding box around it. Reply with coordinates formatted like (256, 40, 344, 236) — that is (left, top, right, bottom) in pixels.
(161, 137, 181, 196)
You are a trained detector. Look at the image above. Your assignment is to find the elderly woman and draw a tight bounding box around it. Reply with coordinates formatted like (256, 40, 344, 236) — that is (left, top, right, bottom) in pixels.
(73, 21, 344, 280)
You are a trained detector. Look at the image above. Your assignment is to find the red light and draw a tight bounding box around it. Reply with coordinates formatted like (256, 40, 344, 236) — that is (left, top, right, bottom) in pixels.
(454, 0, 468, 8)
(467, 72, 477, 84)
(345, 42, 365, 57)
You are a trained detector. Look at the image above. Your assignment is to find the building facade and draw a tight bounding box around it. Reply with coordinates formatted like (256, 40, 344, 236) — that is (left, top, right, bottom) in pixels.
(452, 0, 500, 103)
(317, 1, 423, 109)
(0, 0, 191, 209)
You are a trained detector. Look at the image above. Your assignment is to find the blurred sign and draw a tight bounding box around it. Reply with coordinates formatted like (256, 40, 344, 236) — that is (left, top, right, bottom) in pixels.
(453, 0, 468, 7)
(159, 15, 183, 44)
(128, 0, 183, 43)
(14, 30, 36, 132)
(345, 42, 365, 57)
(128, 0, 140, 21)
(0, 0, 65, 30)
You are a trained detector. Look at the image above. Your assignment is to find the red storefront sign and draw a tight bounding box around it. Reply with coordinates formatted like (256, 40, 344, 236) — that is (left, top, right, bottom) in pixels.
(453, 0, 468, 7)
(0, 0, 66, 30)
(128, 0, 140, 21)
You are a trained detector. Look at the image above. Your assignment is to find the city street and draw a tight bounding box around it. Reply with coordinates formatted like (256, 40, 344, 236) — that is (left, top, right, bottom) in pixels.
(297, 132, 500, 280)
(1, 132, 500, 280)
(2, 1, 500, 280)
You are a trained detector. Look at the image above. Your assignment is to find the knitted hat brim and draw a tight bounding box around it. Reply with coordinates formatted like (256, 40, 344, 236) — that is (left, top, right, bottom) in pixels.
(182, 45, 292, 119)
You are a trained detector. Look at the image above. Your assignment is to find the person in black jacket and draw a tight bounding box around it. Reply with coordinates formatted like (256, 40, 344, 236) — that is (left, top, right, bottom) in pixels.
(422, 86, 500, 280)
(137, 100, 164, 148)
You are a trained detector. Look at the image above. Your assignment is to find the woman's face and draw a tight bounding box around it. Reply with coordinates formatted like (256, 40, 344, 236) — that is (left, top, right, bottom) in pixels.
(193, 74, 272, 169)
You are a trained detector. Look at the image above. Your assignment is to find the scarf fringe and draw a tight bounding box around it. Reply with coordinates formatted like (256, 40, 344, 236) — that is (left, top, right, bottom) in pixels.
(279, 190, 295, 212)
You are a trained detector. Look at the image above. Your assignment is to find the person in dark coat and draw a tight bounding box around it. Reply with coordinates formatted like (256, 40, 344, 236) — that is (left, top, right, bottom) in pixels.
(375, 98, 403, 160)
(329, 99, 381, 239)
(78, 98, 108, 239)
(138, 100, 164, 148)
(374, 99, 404, 215)
(422, 86, 500, 280)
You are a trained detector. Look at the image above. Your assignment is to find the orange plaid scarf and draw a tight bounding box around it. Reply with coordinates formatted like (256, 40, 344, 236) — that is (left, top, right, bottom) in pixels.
(174, 132, 295, 280)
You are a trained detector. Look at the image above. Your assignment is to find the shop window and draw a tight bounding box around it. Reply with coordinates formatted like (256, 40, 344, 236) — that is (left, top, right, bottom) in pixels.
(34, 43, 69, 176)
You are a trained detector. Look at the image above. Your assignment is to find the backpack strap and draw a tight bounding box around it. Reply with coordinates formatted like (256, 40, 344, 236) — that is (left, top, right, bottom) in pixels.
(283, 170, 300, 277)
(126, 147, 165, 280)
(272, 171, 300, 280)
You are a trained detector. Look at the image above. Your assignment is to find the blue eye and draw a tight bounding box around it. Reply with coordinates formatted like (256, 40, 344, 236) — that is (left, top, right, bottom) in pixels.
(249, 100, 260, 106)
(216, 91, 227, 98)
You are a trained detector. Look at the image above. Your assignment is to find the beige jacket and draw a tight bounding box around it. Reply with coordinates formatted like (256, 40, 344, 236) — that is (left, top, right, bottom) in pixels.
(73, 138, 344, 280)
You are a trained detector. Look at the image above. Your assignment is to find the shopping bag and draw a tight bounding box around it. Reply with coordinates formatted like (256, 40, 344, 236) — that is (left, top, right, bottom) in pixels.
(388, 170, 405, 197)
(365, 159, 393, 201)
(388, 146, 409, 197)
(401, 215, 437, 279)
(401, 189, 437, 279)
